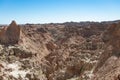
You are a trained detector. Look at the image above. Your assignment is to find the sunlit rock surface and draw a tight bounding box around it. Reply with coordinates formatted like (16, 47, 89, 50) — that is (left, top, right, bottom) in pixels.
(0, 20, 120, 80)
(0, 21, 20, 45)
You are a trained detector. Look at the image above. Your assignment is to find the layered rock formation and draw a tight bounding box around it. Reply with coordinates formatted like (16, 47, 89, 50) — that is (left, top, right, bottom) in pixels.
(0, 20, 120, 80)
(18, 22, 106, 80)
(0, 20, 20, 45)
(92, 22, 120, 80)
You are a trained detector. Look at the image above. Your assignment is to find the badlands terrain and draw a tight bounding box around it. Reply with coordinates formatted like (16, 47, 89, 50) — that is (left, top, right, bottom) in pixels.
(0, 20, 120, 80)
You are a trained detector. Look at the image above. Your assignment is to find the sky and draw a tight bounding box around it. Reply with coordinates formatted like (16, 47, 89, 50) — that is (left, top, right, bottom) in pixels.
(0, 0, 120, 24)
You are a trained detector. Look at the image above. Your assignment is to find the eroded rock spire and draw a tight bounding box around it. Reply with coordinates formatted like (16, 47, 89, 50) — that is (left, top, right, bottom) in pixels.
(0, 20, 20, 45)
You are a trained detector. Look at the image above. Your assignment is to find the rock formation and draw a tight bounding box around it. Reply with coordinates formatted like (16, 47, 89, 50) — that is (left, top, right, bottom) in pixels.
(102, 22, 120, 54)
(1, 20, 120, 80)
(93, 22, 120, 80)
(0, 20, 20, 45)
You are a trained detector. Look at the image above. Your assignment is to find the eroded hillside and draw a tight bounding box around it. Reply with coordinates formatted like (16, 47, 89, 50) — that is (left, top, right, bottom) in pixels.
(0, 20, 119, 80)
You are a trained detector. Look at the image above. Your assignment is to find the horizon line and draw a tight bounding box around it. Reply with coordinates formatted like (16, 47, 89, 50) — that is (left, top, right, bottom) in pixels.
(0, 19, 120, 25)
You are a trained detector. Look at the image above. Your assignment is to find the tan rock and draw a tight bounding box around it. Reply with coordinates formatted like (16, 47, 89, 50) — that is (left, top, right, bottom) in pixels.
(0, 27, 8, 43)
(46, 41, 57, 51)
(94, 22, 120, 80)
(0, 20, 20, 45)
(102, 22, 120, 54)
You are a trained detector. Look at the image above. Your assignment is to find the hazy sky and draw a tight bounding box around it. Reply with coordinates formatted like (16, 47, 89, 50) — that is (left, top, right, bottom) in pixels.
(0, 0, 120, 24)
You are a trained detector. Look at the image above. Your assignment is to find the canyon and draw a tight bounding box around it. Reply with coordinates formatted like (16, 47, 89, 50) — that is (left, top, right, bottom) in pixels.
(0, 20, 120, 80)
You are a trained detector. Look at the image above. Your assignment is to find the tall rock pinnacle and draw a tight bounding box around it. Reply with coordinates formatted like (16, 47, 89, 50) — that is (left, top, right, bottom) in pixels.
(0, 20, 20, 45)
(9, 20, 17, 27)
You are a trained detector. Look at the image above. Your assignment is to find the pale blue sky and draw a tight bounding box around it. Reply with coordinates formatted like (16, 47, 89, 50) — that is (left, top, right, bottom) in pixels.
(0, 0, 120, 24)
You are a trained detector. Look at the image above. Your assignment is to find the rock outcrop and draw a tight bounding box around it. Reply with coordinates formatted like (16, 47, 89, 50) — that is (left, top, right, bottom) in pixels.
(93, 22, 120, 80)
(0, 21, 20, 45)
(102, 22, 120, 54)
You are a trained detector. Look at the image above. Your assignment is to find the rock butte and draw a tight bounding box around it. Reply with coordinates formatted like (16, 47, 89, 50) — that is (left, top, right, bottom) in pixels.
(0, 21, 20, 45)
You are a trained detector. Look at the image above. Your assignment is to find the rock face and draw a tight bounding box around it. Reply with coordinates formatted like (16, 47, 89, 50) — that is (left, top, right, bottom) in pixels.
(98, 22, 120, 68)
(102, 22, 120, 53)
(93, 22, 120, 80)
(0, 21, 20, 45)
